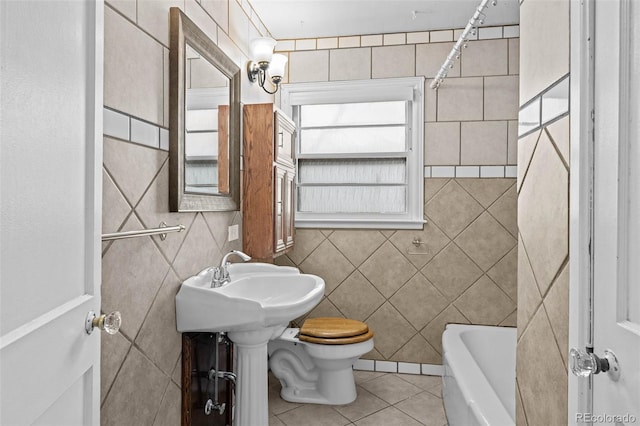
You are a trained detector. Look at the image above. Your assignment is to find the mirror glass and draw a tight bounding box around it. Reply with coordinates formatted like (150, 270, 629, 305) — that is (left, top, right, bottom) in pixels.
(169, 8, 240, 212)
(184, 44, 230, 196)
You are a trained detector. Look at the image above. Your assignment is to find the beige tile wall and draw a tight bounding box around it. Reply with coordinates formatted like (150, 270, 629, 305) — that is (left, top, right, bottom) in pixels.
(102, 0, 269, 423)
(276, 178, 518, 364)
(276, 27, 520, 365)
(516, 0, 571, 423)
(277, 28, 520, 168)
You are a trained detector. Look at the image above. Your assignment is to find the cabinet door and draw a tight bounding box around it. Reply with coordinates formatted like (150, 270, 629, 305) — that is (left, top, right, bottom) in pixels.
(284, 169, 295, 249)
(274, 110, 295, 166)
(274, 166, 287, 253)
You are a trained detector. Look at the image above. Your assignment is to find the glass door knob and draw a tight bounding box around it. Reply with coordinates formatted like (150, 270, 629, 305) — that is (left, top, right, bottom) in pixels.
(569, 348, 620, 381)
(85, 311, 122, 335)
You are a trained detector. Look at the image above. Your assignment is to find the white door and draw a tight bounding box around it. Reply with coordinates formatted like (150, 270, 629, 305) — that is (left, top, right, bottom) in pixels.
(592, 0, 640, 421)
(0, 1, 104, 424)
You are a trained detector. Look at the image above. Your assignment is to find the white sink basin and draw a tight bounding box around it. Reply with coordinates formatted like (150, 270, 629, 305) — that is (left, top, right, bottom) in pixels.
(175, 265, 324, 333)
(228, 262, 300, 278)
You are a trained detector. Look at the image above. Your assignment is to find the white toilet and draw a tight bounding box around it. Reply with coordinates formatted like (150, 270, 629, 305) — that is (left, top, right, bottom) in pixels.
(268, 317, 374, 405)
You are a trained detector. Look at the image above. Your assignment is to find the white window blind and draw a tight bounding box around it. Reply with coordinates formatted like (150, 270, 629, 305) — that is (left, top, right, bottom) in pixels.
(281, 77, 425, 229)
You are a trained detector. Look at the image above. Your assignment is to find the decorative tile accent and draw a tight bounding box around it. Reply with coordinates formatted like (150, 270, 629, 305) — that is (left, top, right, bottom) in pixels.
(398, 362, 421, 375)
(104, 107, 130, 140)
(478, 26, 503, 40)
(541, 76, 569, 125)
(338, 36, 360, 48)
(317, 37, 338, 50)
(480, 165, 506, 178)
(504, 25, 520, 38)
(360, 34, 383, 47)
(375, 360, 398, 373)
(518, 74, 569, 137)
(421, 364, 445, 376)
(275, 39, 295, 51)
(130, 117, 160, 148)
(430, 30, 453, 43)
(455, 166, 480, 178)
(383, 33, 406, 46)
(406, 32, 429, 44)
(104, 107, 168, 150)
(431, 166, 455, 178)
(518, 97, 541, 137)
(295, 38, 316, 50)
(354, 359, 375, 371)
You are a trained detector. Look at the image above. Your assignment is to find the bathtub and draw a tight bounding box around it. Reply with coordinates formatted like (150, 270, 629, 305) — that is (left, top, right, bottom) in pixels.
(442, 324, 516, 426)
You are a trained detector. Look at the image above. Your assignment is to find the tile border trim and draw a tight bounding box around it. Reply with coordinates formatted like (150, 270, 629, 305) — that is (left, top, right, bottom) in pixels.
(275, 25, 519, 52)
(518, 74, 570, 138)
(354, 359, 444, 376)
(103, 106, 169, 151)
(424, 165, 517, 178)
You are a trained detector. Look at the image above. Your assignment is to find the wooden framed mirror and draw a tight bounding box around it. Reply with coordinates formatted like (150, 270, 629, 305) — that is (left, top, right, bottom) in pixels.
(169, 8, 241, 212)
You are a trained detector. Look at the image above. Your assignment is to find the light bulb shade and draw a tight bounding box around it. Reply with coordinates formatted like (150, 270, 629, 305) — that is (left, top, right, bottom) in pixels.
(249, 37, 276, 64)
(268, 53, 288, 79)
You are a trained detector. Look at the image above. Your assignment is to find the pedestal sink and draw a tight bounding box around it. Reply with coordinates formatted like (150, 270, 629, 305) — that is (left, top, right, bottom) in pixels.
(175, 263, 325, 426)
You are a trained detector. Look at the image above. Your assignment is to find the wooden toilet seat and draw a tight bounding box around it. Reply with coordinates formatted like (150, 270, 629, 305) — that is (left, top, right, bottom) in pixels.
(298, 317, 374, 345)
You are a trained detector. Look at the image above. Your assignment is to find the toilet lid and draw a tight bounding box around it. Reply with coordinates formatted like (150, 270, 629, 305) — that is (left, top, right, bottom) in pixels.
(299, 317, 374, 345)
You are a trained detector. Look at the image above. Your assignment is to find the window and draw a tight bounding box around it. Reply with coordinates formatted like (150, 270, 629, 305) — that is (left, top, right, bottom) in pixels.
(281, 77, 425, 229)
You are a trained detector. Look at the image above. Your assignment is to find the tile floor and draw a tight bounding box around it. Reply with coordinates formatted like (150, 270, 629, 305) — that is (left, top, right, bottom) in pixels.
(268, 371, 449, 426)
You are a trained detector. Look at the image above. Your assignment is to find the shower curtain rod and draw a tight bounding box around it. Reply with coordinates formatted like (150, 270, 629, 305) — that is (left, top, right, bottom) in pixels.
(430, 0, 497, 90)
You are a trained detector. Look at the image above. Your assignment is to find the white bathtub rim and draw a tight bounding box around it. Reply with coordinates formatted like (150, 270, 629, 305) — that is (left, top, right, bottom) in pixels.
(442, 324, 516, 426)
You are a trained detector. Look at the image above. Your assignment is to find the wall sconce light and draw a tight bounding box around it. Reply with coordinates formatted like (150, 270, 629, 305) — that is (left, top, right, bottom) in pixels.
(247, 37, 287, 94)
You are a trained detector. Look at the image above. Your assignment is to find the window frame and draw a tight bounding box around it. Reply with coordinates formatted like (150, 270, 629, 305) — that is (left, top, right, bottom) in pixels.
(281, 77, 425, 230)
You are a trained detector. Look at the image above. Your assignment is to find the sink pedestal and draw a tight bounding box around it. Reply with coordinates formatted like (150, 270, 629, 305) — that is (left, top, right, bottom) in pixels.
(228, 327, 278, 426)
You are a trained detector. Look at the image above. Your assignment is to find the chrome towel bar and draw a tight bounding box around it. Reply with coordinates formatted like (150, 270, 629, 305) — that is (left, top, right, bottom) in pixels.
(102, 222, 186, 242)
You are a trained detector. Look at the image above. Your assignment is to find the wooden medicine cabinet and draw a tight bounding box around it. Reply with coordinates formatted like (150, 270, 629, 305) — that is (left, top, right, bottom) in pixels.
(243, 104, 296, 261)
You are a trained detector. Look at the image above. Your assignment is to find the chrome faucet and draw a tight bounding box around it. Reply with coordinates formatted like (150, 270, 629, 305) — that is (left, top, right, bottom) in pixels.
(211, 250, 251, 287)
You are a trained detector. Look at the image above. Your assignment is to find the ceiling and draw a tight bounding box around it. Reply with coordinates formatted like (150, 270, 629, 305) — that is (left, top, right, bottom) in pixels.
(249, 0, 520, 40)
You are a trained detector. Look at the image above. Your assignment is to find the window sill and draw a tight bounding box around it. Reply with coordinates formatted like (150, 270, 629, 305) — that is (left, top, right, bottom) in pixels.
(294, 218, 427, 230)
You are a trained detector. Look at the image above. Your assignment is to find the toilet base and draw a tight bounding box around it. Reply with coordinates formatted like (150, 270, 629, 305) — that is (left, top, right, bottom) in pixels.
(268, 328, 374, 406)
(277, 364, 357, 405)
